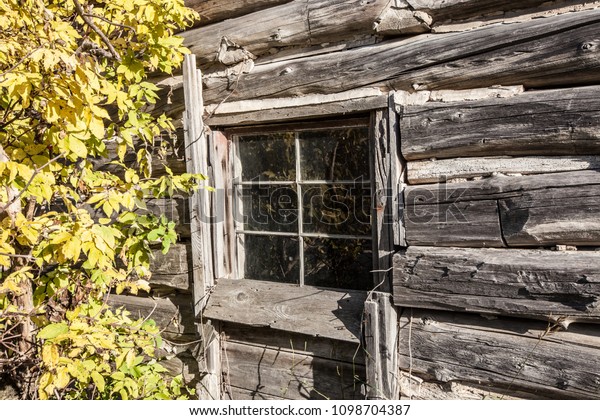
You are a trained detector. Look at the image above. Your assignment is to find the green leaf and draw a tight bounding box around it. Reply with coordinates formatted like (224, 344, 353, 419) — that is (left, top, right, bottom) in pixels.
(37, 323, 69, 340)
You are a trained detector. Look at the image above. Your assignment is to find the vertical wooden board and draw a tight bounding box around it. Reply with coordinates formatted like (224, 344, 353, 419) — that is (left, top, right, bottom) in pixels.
(197, 322, 222, 400)
(388, 93, 406, 247)
(370, 109, 394, 292)
(364, 299, 381, 399)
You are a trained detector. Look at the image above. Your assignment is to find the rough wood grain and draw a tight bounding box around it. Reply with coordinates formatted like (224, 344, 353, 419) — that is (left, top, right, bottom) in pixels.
(404, 170, 600, 247)
(398, 309, 600, 399)
(224, 386, 285, 400)
(406, 156, 600, 184)
(404, 199, 504, 247)
(201, 9, 600, 104)
(150, 244, 190, 290)
(393, 247, 600, 322)
(222, 340, 365, 400)
(400, 86, 600, 160)
(182, 0, 389, 66)
(203, 278, 366, 343)
(222, 323, 365, 364)
(371, 109, 394, 292)
(364, 292, 398, 399)
(388, 93, 407, 247)
(185, 0, 291, 25)
(107, 294, 196, 341)
(405, 0, 549, 21)
(142, 198, 191, 239)
(207, 95, 386, 126)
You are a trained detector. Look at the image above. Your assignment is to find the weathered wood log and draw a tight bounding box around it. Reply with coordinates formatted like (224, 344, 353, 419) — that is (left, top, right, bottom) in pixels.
(405, 0, 549, 21)
(201, 9, 600, 104)
(185, 0, 291, 26)
(400, 86, 600, 160)
(393, 246, 600, 322)
(150, 243, 190, 290)
(405, 199, 505, 247)
(398, 309, 600, 399)
(404, 170, 600, 247)
(204, 278, 366, 343)
(407, 156, 600, 184)
(182, 0, 389, 66)
(222, 340, 365, 400)
(107, 294, 196, 341)
(206, 88, 387, 126)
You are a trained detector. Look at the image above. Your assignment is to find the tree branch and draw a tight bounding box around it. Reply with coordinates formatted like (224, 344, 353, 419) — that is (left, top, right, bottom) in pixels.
(83, 13, 135, 32)
(0, 153, 65, 214)
(73, 0, 121, 61)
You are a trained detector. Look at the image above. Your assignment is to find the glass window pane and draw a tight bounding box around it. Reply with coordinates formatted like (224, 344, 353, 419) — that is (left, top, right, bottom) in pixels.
(299, 127, 370, 181)
(237, 133, 296, 181)
(302, 184, 371, 236)
(239, 185, 298, 233)
(304, 238, 372, 290)
(243, 235, 299, 284)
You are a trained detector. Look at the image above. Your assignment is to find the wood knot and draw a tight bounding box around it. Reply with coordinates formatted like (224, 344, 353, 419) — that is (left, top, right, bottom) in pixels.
(279, 67, 293, 76)
(236, 292, 248, 302)
(578, 41, 597, 52)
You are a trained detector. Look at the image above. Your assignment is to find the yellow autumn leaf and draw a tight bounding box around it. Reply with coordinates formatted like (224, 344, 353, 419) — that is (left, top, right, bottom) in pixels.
(54, 367, 71, 389)
(42, 344, 59, 368)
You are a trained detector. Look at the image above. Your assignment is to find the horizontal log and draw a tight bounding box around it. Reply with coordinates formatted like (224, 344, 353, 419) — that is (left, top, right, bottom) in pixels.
(407, 156, 600, 184)
(405, 0, 549, 21)
(405, 199, 505, 247)
(405, 170, 600, 247)
(222, 323, 365, 364)
(400, 86, 600, 160)
(204, 278, 366, 343)
(185, 0, 291, 25)
(222, 340, 365, 400)
(201, 9, 600, 104)
(205, 88, 387, 126)
(150, 243, 190, 290)
(393, 246, 600, 322)
(142, 198, 191, 239)
(398, 309, 600, 398)
(182, 0, 389, 66)
(107, 293, 196, 341)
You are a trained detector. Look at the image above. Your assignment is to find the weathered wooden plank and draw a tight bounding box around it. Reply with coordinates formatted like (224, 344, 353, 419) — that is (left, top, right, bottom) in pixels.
(405, 0, 549, 21)
(204, 278, 366, 343)
(364, 292, 399, 399)
(182, 0, 389, 66)
(107, 294, 196, 341)
(370, 109, 394, 292)
(499, 185, 600, 247)
(404, 170, 600, 247)
(406, 156, 600, 184)
(405, 170, 600, 205)
(222, 340, 365, 400)
(388, 93, 406, 247)
(202, 10, 600, 104)
(141, 198, 191, 239)
(185, 0, 291, 25)
(404, 199, 504, 247)
(222, 323, 365, 364)
(400, 86, 600, 160)
(224, 386, 285, 400)
(393, 247, 600, 323)
(150, 244, 190, 290)
(398, 309, 600, 399)
(206, 94, 387, 126)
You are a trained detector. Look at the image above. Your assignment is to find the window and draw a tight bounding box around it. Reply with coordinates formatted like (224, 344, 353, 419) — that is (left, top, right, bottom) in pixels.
(231, 120, 373, 290)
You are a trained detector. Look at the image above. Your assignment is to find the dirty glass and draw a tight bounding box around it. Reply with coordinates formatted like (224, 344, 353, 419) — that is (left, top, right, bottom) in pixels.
(239, 185, 298, 233)
(304, 238, 372, 290)
(302, 184, 371, 236)
(243, 235, 299, 284)
(237, 132, 296, 181)
(299, 128, 370, 181)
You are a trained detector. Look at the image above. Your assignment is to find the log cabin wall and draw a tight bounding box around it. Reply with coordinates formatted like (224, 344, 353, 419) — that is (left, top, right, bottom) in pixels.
(148, 0, 600, 399)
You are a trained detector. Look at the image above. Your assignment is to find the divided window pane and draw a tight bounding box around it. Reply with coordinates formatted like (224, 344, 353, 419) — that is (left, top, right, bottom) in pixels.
(234, 124, 372, 290)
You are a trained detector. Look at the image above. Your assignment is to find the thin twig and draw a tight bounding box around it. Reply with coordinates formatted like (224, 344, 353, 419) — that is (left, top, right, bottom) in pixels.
(0, 252, 35, 261)
(0, 153, 65, 213)
(73, 0, 121, 61)
(82, 14, 135, 32)
(0, 47, 42, 79)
